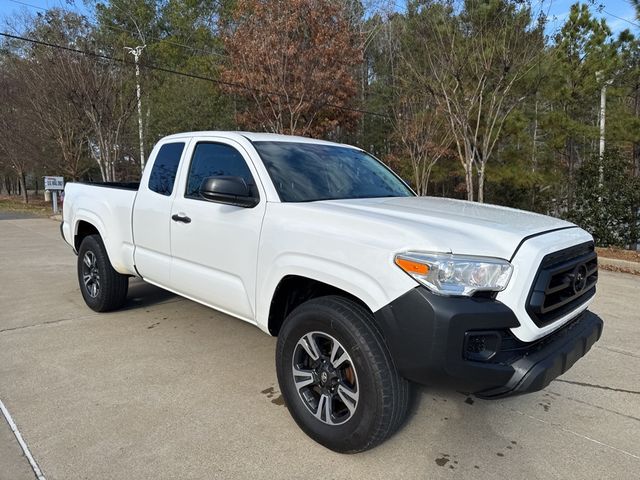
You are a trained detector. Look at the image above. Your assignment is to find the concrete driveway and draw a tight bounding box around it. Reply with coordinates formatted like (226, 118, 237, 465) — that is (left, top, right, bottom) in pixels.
(1, 217, 638, 480)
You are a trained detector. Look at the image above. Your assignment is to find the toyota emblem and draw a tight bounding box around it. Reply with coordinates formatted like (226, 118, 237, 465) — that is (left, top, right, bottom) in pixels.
(572, 263, 588, 294)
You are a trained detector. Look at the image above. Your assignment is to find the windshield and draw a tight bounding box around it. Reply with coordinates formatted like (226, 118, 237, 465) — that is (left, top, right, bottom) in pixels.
(253, 141, 414, 202)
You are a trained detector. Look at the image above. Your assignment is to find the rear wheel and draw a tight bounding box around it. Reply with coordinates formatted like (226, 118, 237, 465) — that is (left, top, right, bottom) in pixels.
(276, 296, 409, 453)
(77, 234, 128, 312)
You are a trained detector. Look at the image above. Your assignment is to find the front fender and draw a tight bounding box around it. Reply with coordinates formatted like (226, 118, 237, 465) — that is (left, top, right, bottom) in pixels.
(255, 252, 414, 333)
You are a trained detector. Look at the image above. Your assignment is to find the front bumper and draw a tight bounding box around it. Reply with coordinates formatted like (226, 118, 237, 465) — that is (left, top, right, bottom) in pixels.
(374, 287, 603, 397)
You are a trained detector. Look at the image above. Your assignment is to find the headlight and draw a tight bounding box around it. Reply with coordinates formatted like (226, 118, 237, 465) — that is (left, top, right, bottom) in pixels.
(394, 252, 513, 296)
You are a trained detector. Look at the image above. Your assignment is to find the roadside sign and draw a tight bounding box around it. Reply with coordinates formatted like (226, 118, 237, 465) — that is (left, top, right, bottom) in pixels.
(44, 176, 64, 214)
(44, 176, 64, 190)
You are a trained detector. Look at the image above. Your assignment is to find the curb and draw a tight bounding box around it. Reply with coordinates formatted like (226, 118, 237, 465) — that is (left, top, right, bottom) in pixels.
(598, 257, 640, 275)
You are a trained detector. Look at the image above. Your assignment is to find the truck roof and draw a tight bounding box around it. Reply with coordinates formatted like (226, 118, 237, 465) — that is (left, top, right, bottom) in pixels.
(160, 131, 358, 148)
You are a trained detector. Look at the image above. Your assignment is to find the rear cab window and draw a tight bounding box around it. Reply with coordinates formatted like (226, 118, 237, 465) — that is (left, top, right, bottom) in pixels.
(148, 142, 186, 196)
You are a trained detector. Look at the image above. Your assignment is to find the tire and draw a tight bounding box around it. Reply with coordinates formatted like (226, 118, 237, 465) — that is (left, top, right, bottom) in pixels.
(276, 295, 409, 453)
(77, 234, 128, 312)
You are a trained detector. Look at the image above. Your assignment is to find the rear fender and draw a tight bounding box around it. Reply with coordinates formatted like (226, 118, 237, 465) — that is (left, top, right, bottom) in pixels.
(73, 211, 129, 274)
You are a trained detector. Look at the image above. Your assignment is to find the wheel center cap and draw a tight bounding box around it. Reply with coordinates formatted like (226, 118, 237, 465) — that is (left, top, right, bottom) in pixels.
(320, 371, 328, 384)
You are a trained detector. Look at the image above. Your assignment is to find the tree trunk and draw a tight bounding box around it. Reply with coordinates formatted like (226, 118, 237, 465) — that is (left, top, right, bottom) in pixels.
(97, 158, 107, 182)
(529, 98, 539, 210)
(632, 81, 640, 250)
(532, 96, 538, 172)
(423, 163, 435, 197)
(566, 137, 578, 212)
(465, 162, 474, 201)
(19, 171, 28, 203)
(477, 162, 485, 203)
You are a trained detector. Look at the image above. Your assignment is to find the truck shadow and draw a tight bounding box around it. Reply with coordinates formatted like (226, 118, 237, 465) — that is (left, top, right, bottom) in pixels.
(397, 384, 525, 473)
(121, 278, 177, 311)
(404, 384, 472, 424)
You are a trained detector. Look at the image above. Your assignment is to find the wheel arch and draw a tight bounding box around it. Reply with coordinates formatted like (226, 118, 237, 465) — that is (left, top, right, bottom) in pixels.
(74, 219, 101, 251)
(267, 275, 372, 336)
(71, 212, 133, 275)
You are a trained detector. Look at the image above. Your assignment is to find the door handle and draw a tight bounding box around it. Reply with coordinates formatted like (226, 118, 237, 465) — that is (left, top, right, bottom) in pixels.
(171, 214, 191, 224)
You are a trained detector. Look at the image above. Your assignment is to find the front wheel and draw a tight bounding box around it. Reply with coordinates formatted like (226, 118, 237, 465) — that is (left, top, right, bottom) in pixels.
(276, 296, 409, 453)
(77, 234, 128, 312)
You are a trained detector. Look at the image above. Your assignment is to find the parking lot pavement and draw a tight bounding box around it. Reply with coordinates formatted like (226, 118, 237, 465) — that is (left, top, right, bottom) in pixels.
(0, 413, 35, 480)
(0, 211, 37, 221)
(0, 217, 638, 480)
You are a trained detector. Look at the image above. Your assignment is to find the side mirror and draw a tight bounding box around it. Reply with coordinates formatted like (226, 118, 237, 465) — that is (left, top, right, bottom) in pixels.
(199, 176, 259, 208)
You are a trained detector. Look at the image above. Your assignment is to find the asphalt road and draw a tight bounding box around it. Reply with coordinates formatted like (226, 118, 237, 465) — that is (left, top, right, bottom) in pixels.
(0, 217, 638, 480)
(0, 211, 37, 220)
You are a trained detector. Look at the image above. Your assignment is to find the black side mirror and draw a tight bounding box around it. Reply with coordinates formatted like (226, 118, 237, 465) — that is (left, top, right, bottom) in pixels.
(199, 176, 259, 208)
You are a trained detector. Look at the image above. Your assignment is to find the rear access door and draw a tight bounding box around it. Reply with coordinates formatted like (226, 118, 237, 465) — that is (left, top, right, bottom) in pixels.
(132, 139, 190, 284)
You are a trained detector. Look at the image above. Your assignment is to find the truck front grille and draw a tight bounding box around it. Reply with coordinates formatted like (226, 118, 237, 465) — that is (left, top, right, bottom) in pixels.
(526, 242, 597, 328)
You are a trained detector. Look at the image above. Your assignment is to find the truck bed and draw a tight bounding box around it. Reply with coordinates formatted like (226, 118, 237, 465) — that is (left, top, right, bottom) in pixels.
(62, 182, 138, 275)
(76, 181, 140, 190)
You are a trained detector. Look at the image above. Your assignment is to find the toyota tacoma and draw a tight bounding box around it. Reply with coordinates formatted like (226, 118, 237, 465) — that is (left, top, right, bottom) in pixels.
(61, 131, 603, 453)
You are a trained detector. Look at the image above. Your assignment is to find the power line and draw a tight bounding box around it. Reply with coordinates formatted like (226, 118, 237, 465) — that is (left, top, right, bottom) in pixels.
(602, 9, 640, 29)
(0, 31, 390, 119)
(7, 0, 229, 58)
(8, 0, 45, 11)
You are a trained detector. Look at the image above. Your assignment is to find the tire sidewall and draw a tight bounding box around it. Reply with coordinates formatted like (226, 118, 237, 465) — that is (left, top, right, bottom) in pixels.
(77, 235, 109, 311)
(276, 301, 386, 452)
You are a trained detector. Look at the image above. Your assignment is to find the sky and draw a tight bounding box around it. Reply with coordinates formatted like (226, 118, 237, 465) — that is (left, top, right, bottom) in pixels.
(543, 0, 639, 36)
(0, 0, 638, 38)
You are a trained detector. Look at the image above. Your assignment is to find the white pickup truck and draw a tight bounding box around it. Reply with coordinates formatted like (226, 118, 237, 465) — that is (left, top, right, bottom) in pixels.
(62, 131, 603, 453)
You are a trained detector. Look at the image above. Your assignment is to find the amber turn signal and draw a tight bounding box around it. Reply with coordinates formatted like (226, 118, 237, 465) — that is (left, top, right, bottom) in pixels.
(395, 257, 429, 275)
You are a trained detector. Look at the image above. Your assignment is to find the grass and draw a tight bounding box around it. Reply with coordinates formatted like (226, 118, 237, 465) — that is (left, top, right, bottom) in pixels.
(0, 194, 56, 217)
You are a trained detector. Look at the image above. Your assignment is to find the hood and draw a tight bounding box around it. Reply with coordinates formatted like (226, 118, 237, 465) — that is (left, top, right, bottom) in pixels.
(308, 196, 575, 260)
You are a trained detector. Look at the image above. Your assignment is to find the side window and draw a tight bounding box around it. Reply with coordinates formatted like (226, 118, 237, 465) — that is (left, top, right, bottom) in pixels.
(185, 142, 258, 199)
(148, 142, 185, 196)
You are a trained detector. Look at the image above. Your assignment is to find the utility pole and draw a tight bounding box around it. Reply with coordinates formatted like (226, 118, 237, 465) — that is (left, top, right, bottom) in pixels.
(596, 71, 613, 201)
(126, 45, 146, 172)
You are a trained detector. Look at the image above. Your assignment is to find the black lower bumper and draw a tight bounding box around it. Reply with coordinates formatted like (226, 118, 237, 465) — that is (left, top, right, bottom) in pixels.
(374, 287, 603, 398)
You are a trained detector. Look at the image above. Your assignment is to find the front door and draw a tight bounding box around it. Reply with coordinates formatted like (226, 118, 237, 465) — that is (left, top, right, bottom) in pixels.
(168, 138, 266, 322)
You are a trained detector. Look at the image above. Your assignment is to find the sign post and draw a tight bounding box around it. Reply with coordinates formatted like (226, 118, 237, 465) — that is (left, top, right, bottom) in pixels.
(44, 176, 64, 214)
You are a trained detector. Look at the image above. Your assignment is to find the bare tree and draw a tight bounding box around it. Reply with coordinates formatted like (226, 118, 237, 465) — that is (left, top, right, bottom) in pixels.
(71, 58, 137, 181)
(16, 11, 94, 180)
(0, 65, 42, 202)
(21, 49, 91, 181)
(405, 1, 543, 202)
(392, 94, 451, 195)
(19, 10, 135, 181)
